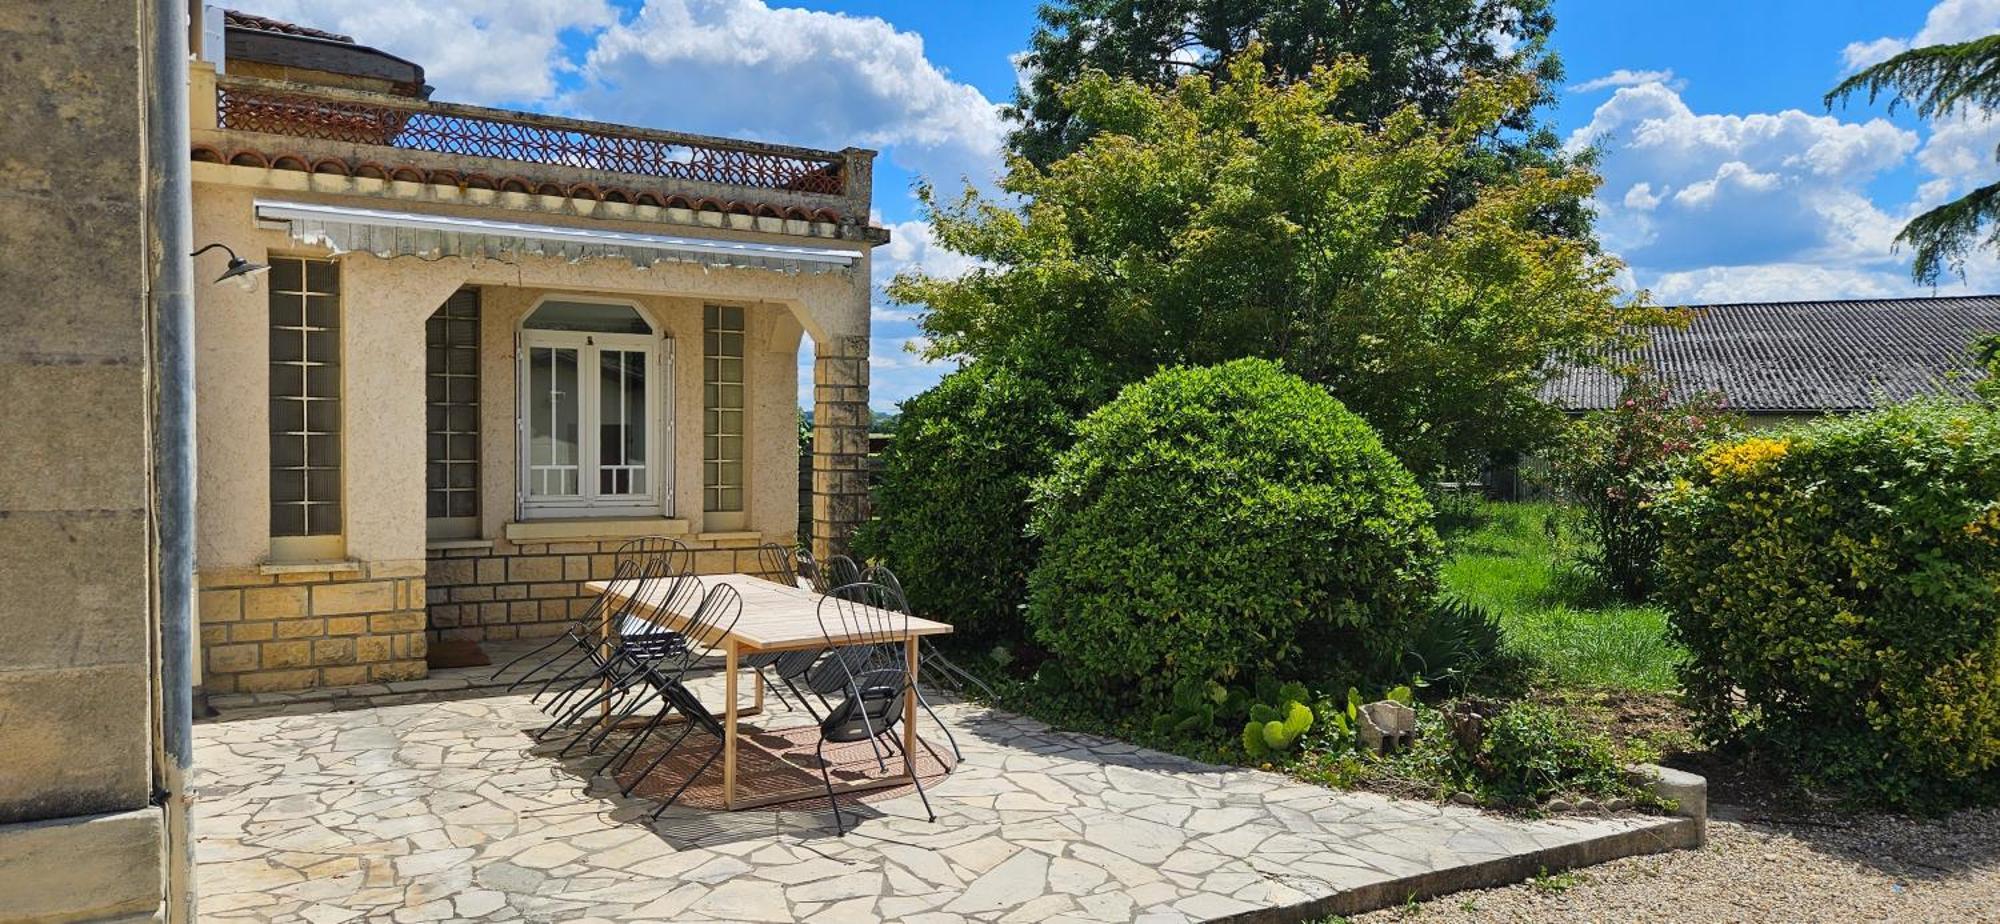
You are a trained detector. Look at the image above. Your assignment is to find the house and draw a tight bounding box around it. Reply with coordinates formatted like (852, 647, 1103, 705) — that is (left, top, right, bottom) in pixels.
(1543, 295, 2000, 425)
(188, 11, 884, 694)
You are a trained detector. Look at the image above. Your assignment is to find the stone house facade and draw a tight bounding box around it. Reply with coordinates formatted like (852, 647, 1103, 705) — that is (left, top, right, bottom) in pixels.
(188, 13, 882, 695)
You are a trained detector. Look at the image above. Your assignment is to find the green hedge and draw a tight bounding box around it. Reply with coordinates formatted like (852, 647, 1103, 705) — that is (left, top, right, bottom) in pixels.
(853, 362, 1082, 641)
(1657, 402, 2000, 808)
(1025, 358, 1439, 698)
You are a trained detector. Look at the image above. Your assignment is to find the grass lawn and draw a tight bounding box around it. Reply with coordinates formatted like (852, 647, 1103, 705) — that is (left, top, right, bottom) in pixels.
(1440, 499, 1683, 693)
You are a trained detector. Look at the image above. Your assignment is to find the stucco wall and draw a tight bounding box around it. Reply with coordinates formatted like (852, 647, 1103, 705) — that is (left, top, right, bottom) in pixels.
(192, 183, 861, 571)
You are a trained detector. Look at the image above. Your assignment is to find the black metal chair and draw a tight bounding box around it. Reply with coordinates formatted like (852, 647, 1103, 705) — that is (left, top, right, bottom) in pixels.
(821, 554, 863, 593)
(864, 564, 996, 702)
(858, 565, 971, 761)
(590, 584, 744, 817)
(523, 543, 687, 705)
(755, 541, 807, 589)
(539, 569, 704, 751)
(493, 536, 692, 689)
(741, 542, 815, 712)
(812, 581, 938, 835)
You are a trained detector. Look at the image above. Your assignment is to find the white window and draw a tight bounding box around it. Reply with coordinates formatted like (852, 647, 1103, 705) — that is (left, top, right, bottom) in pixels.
(517, 299, 672, 518)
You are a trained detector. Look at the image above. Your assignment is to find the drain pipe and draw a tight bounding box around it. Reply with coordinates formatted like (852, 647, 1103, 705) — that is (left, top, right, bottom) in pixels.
(146, 0, 198, 921)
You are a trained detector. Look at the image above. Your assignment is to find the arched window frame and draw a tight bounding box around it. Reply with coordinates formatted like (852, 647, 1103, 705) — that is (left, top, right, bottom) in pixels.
(515, 295, 675, 519)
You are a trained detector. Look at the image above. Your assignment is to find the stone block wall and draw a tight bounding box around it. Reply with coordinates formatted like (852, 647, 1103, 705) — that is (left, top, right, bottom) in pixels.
(198, 561, 428, 692)
(426, 533, 777, 642)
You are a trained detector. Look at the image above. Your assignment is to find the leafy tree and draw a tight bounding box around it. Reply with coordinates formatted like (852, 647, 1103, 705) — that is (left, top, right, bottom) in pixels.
(1828, 34, 2000, 284)
(896, 52, 1657, 475)
(1005, 0, 1584, 236)
(1553, 377, 1737, 600)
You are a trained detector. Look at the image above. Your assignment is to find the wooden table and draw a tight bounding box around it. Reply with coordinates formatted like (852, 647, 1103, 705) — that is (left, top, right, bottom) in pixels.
(585, 572, 954, 810)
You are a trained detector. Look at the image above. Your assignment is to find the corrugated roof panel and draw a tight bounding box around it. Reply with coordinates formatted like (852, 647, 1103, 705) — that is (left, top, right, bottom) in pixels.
(1543, 296, 2000, 412)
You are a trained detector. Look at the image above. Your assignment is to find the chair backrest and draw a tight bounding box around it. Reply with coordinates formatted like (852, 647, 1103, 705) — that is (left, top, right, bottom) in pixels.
(585, 553, 678, 635)
(615, 566, 701, 642)
(675, 582, 743, 667)
(578, 557, 643, 628)
(756, 542, 801, 588)
(613, 536, 693, 577)
(860, 564, 910, 615)
(822, 554, 863, 593)
(814, 582, 911, 694)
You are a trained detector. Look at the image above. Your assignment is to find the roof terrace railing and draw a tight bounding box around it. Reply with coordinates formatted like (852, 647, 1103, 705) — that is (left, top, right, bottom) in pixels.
(213, 76, 849, 197)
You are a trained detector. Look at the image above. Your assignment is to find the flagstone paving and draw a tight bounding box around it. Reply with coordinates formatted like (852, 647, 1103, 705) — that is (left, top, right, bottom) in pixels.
(194, 658, 1694, 923)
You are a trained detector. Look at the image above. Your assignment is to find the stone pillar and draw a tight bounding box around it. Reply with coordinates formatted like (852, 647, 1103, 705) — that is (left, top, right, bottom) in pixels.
(810, 147, 878, 562)
(812, 334, 872, 561)
(0, 0, 170, 919)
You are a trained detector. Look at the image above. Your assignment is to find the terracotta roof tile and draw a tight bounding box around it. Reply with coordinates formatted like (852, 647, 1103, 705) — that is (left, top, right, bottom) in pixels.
(192, 143, 852, 225)
(222, 10, 354, 44)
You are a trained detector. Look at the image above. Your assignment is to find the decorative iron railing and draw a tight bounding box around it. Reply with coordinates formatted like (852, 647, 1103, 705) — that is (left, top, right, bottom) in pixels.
(214, 78, 848, 196)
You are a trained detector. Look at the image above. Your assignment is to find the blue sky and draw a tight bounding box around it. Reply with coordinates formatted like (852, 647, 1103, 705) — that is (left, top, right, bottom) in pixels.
(234, 0, 2000, 411)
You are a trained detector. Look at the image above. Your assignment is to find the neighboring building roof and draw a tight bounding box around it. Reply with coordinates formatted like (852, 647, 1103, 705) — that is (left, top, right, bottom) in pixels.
(1543, 295, 2000, 413)
(223, 9, 428, 97)
(221, 10, 353, 43)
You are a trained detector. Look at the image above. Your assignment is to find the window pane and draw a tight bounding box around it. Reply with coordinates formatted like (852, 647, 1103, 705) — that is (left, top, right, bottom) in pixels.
(703, 305, 745, 512)
(427, 288, 481, 528)
(528, 345, 580, 497)
(269, 257, 340, 539)
(523, 300, 652, 334)
(597, 349, 648, 496)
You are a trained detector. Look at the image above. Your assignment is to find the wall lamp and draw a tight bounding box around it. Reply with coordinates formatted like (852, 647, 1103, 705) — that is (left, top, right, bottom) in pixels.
(189, 243, 270, 290)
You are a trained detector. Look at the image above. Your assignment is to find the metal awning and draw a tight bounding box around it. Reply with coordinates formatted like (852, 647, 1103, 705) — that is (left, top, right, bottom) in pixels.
(253, 200, 859, 275)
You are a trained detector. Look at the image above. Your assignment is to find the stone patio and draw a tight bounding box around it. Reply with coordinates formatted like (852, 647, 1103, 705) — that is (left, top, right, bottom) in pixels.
(193, 647, 1700, 923)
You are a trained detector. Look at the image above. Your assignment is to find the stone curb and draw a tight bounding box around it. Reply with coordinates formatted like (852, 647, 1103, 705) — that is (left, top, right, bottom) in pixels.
(1215, 764, 1709, 923)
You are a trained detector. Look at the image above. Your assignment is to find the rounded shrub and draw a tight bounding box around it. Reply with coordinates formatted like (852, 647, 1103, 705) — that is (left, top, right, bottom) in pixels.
(1657, 401, 2000, 808)
(853, 361, 1085, 641)
(1025, 358, 1440, 698)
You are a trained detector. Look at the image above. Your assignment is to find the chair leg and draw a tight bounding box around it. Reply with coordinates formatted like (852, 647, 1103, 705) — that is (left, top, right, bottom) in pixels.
(623, 717, 702, 797)
(530, 653, 597, 704)
(584, 685, 664, 755)
(494, 633, 568, 685)
(903, 737, 938, 824)
(601, 706, 674, 785)
(914, 687, 963, 761)
(817, 737, 844, 836)
(757, 668, 800, 711)
(782, 677, 826, 722)
(506, 636, 587, 691)
(650, 739, 724, 821)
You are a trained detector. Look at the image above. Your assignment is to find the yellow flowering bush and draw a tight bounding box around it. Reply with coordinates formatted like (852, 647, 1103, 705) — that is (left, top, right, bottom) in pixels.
(1702, 436, 1790, 479)
(1656, 402, 2000, 809)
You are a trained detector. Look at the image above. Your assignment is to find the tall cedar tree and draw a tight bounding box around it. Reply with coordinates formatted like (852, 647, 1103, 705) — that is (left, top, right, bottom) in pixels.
(1828, 33, 2000, 284)
(895, 53, 1661, 475)
(1005, 0, 1586, 237)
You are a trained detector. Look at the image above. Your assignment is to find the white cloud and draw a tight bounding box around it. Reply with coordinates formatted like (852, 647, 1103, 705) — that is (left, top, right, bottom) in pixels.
(567, 0, 1008, 198)
(227, 0, 615, 105)
(1842, 0, 2000, 70)
(1840, 37, 1909, 72)
(1568, 69, 1680, 94)
(1645, 263, 1913, 304)
(1569, 81, 1916, 272)
(1621, 182, 1663, 211)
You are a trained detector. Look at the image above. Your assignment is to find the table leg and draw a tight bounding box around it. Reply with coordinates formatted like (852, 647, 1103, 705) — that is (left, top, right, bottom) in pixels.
(904, 635, 919, 779)
(723, 640, 739, 810)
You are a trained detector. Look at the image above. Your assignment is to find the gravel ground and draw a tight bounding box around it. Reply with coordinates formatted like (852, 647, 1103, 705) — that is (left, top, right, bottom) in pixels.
(1352, 805, 2000, 923)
